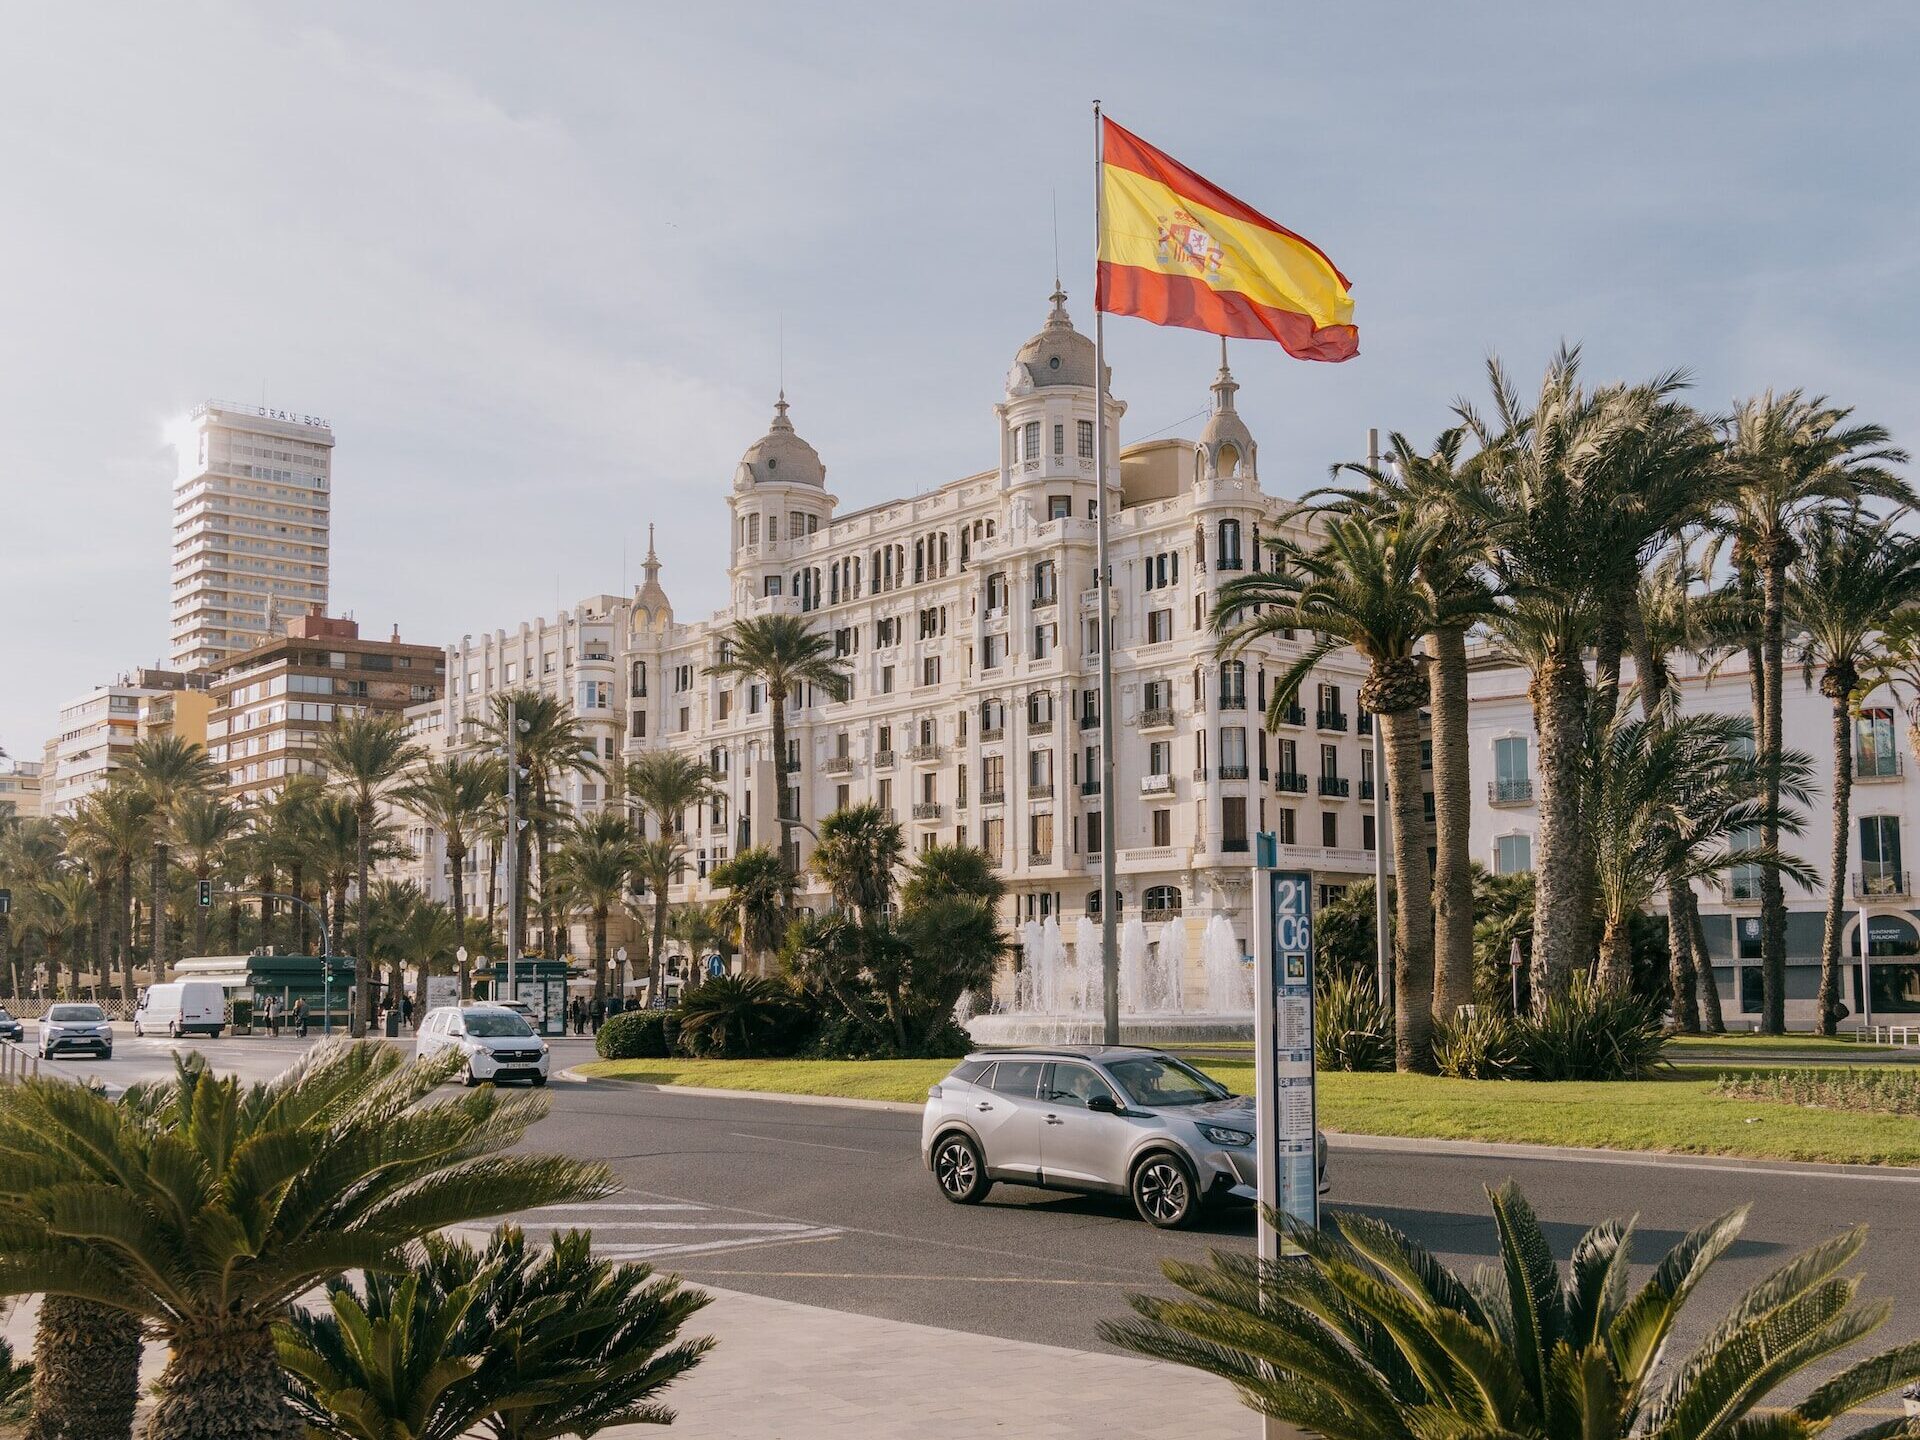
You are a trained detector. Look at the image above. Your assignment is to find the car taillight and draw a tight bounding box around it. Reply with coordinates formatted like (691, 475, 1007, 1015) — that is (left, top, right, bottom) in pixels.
(927, 1083, 943, 1099)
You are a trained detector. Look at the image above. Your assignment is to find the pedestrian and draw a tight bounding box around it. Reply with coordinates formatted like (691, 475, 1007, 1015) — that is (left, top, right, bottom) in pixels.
(292, 997, 308, 1038)
(265, 996, 279, 1038)
(402, 994, 414, 1030)
(570, 996, 585, 1035)
(589, 995, 605, 1033)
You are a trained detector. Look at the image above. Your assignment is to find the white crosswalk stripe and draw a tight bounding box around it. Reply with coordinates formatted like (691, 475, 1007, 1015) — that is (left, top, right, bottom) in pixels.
(513, 1198, 841, 1260)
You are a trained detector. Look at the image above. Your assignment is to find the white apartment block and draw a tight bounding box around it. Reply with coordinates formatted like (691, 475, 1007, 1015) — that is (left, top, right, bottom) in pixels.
(41, 669, 204, 817)
(1466, 651, 1920, 1028)
(413, 292, 1384, 986)
(170, 401, 333, 672)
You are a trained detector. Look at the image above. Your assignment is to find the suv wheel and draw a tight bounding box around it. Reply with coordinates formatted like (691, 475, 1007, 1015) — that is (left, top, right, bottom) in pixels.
(1132, 1153, 1199, 1229)
(932, 1132, 991, 1204)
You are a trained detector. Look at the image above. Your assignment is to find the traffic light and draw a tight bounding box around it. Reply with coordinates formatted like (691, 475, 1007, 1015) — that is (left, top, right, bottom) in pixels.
(198, 879, 213, 908)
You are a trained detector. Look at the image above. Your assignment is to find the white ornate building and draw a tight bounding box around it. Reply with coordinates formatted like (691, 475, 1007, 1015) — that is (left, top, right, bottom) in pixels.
(406, 292, 1386, 995)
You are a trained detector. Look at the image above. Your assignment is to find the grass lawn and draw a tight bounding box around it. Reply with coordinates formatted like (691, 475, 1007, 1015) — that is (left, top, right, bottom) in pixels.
(578, 1056, 1920, 1166)
(1666, 1033, 1896, 1051)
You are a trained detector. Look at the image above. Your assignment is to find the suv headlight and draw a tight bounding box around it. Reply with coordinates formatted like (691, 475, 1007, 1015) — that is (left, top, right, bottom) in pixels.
(1198, 1123, 1253, 1147)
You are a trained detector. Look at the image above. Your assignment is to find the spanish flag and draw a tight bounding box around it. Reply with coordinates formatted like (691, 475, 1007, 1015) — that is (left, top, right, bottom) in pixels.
(1097, 117, 1357, 362)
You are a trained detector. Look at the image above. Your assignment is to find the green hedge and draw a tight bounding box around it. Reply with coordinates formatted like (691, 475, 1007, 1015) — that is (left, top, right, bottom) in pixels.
(595, 1009, 671, 1060)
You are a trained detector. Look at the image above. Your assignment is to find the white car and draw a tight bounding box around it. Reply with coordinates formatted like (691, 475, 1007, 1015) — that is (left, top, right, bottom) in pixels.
(415, 1004, 550, 1087)
(40, 1003, 113, 1061)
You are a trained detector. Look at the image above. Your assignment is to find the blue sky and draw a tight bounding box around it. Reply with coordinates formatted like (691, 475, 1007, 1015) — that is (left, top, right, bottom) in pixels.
(2, 2, 1915, 755)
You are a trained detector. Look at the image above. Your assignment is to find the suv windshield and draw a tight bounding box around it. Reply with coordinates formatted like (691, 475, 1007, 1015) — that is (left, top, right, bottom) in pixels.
(1107, 1056, 1229, 1108)
(48, 1005, 105, 1023)
(465, 1013, 533, 1038)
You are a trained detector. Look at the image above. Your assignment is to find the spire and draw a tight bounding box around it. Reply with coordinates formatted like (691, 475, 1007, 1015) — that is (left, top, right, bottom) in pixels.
(642, 523, 661, 580)
(1046, 282, 1072, 328)
(771, 389, 793, 431)
(636, 521, 671, 614)
(1211, 336, 1239, 412)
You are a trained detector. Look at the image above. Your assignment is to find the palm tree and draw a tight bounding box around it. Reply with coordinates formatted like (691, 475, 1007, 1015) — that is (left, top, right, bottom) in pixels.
(21, 873, 94, 998)
(304, 792, 369, 957)
(70, 782, 157, 1006)
(549, 818, 637, 1003)
(477, 691, 603, 960)
(123, 735, 221, 984)
(24, 1294, 142, 1440)
(707, 615, 852, 884)
(1716, 391, 1911, 1032)
(666, 900, 732, 980)
(1323, 427, 1494, 1019)
(171, 792, 246, 960)
(0, 1041, 612, 1440)
(1215, 511, 1478, 1072)
(1106, 1181, 1920, 1440)
(0, 818, 64, 998)
(318, 713, 425, 1034)
(396, 754, 502, 997)
(708, 846, 795, 975)
(625, 752, 716, 1001)
(809, 802, 905, 923)
(1795, 511, 1920, 1032)
(901, 842, 1006, 910)
(1588, 711, 1815, 992)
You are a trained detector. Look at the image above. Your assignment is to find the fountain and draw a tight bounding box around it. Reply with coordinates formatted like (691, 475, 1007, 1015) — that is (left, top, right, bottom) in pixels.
(969, 907, 1255, 1046)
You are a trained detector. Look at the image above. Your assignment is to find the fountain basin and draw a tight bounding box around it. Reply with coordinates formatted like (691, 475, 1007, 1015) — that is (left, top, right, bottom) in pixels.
(965, 1012, 1254, 1047)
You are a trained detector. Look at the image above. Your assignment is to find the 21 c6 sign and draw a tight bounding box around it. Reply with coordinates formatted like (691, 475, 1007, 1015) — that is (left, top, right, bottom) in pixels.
(1253, 869, 1317, 1259)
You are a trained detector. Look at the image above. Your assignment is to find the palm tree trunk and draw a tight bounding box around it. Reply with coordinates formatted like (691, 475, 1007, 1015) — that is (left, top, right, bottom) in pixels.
(1690, 897, 1726, 1032)
(151, 841, 170, 986)
(354, 802, 372, 1036)
(1529, 651, 1588, 1005)
(225, 893, 241, 956)
(25, 1296, 142, 1440)
(1427, 625, 1473, 1019)
(595, 906, 609, 1006)
(1380, 707, 1436, 1072)
(290, 864, 309, 954)
(1817, 689, 1853, 1037)
(450, 841, 470, 998)
(1758, 555, 1790, 1033)
(0, 915, 10, 1005)
(771, 689, 792, 884)
(1595, 912, 1635, 994)
(146, 1321, 302, 1440)
(485, 839, 499, 935)
(332, 883, 348, 961)
(117, 859, 135, 1008)
(1628, 608, 1701, 1032)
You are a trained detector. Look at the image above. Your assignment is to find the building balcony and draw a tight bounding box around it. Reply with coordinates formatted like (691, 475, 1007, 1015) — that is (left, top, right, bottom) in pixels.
(1079, 713, 1101, 731)
(822, 755, 854, 776)
(1721, 872, 1764, 903)
(873, 750, 896, 769)
(1359, 778, 1376, 801)
(1855, 868, 1911, 899)
(1080, 779, 1102, 796)
(1218, 693, 1247, 712)
(1275, 771, 1308, 794)
(1857, 751, 1903, 781)
(781, 758, 802, 774)
(1029, 781, 1056, 800)
(1278, 703, 1306, 726)
(1316, 709, 1349, 732)
(1218, 764, 1250, 781)
(1032, 593, 1057, 610)
(1141, 904, 1183, 923)
(908, 743, 943, 762)
(1136, 706, 1176, 731)
(1358, 712, 1373, 736)
(1223, 836, 1250, 854)
(981, 725, 1005, 742)
(981, 786, 1006, 805)
(1319, 775, 1350, 797)
(1141, 773, 1175, 796)
(1488, 778, 1534, 806)
(913, 802, 944, 821)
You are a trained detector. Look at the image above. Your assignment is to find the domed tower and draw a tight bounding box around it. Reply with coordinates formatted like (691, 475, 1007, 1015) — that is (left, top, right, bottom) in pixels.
(1195, 339, 1257, 492)
(995, 286, 1124, 512)
(727, 393, 836, 605)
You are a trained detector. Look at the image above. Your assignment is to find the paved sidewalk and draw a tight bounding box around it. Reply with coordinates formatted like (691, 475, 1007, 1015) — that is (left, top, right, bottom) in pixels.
(609, 1284, 1258, 1440)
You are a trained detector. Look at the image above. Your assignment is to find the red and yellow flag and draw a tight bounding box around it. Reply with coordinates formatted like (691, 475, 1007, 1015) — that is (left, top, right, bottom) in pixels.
(1097, 117, 1357, 362)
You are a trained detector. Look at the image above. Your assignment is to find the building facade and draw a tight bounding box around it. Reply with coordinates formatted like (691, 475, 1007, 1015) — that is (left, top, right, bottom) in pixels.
(205, 608, 445, 802)
(0, 758, 42, 819)
(170, 400, 334, 672)
(1465, 650, 1920, 1027)
(43, 669, 207, 816)
(418, 293, 1384, 992)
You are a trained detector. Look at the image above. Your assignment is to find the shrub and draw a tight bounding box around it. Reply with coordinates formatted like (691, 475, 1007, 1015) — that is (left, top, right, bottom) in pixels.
(596, 1008, 671, 1060)
(1314, 971, 1394, 1072)
(1713, 1066, 1920, 1117)
(675, 975, 812, 1058)
(1514, 976, 1667, 1081)
(1432, 1008, 1525, 1079)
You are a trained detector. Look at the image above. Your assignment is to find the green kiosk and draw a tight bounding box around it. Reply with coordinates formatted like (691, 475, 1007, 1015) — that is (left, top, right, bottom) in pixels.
(486, 959, 570, 1037)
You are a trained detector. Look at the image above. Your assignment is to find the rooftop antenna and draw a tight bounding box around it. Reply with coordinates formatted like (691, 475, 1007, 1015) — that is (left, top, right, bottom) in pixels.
(778, 310, 786, 399)
(1051, 187, 1061, 292)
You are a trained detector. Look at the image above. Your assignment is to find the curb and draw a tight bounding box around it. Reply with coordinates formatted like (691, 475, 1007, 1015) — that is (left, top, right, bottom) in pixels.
(561, 1072, 922, 1114)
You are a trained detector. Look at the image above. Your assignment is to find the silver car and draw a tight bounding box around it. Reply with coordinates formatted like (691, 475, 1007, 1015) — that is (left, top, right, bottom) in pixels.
(39, 1003, 113, 1060)
(922, 1045, 1326, 1229)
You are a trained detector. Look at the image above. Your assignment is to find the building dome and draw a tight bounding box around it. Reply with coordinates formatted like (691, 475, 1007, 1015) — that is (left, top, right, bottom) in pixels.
(1197, 340, 1256, 479)
(734, 392, 825, 488)
(1005, 286, 1100, 395)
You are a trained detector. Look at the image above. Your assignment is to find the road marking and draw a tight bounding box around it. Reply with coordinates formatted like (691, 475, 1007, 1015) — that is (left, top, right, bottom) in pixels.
(553, 1220, 824, 1232)
(727, 1130, 881, 1154)
(524, 1202, 707, 1212)
(596, 1229, 841, 1260)
(681, 1268, 1138, 1287)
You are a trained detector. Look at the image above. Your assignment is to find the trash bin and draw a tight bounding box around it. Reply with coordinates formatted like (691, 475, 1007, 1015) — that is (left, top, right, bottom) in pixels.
(384, 1009, 400, 1038)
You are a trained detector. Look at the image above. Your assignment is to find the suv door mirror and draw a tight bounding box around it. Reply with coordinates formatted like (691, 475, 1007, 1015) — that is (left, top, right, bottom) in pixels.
(1086, 1093, 1120, 1114)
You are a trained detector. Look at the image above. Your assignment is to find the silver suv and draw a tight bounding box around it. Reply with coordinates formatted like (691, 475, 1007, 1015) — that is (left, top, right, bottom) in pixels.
(922, 1045, 1326, 1229)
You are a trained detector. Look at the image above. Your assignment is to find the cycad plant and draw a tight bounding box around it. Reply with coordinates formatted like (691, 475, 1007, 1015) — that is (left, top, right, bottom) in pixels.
(24, 1294, 141, 1440)
(0, 1041, 612, 1440)
(1107, 1182, 1920, 1440)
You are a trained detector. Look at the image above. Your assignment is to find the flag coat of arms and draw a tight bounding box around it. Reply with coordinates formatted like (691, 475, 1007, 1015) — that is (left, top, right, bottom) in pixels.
(1096, 116, 1357, 362)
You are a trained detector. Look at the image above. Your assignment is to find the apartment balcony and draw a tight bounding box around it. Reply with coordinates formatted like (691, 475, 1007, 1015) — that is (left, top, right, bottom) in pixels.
(1359, 778, 1376, 801)
(1854, 868, 1911, 899)
(1488, 778, 1534, 806)
(1856, 751, 1903, 781)
(1141, 904, 1183, 923)
(1079, 712, 1102, 731)
(873, 749, 896, 768)
(981, 786, 1006, 805)
(1318, 775, 1350, 798)
(1080, 779, 1102, 796)
(908, 743, 944, 762)
(1028, 782, 1055, 800)
(1218, 764, 1250, 781)
(1275, 771, 1308, 794)
(1316, 709, 1349, 732)
(1357, 712, 1373, 736)
(981, 725, 1005, 742)
(1222, 836, 1250, 854)
(1278, 703, 1306, 726)
(1720, 872, 1764, 903)
(781, 758, 803, 774)
(1136, 706, 1176, 731)
(1141, 773, 1176, 796)
(1218, 692, 1247, 712)
(913, 802, 944, 821)
(1032, 593, 1058, 610)
(821, 755, 854, 776)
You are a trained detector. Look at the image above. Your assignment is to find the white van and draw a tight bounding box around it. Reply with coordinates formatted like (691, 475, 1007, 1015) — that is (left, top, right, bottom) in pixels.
(133, 981, 227, 1038)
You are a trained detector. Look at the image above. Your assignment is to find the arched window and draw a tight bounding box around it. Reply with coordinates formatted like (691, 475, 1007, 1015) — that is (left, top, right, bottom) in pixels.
(1144, 885, 1182, 916)
(1218, 518, 1243, 570)
(1216, 442, 1239, 476)
(1086, 889, 1123, 917)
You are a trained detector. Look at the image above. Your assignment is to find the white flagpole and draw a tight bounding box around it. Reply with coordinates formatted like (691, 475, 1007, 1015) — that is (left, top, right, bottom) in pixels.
(1093, 99, 1121, 1046)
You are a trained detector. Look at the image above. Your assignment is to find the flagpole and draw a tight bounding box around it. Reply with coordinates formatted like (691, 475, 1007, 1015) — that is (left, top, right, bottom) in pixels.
(1093, 98, 1120, 1046)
